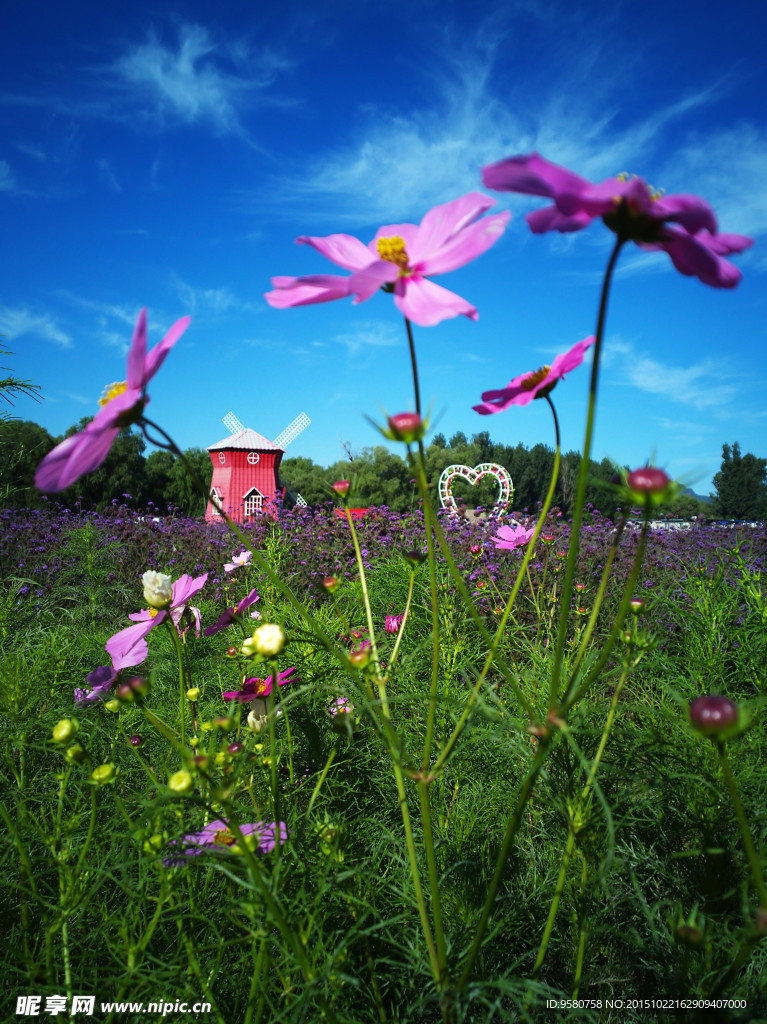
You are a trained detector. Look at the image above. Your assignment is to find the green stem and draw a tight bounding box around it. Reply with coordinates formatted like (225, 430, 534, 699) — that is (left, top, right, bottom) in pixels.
(404, 316, 422, 417)
(164, 618, 188, 750)
(718, 744, 767, 908)
(459, 736, 554, 987)
(549, 237, 625, 709)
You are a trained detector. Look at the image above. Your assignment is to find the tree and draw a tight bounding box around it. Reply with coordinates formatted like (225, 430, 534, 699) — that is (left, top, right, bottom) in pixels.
(712, 442, 767, 519)
(0, 419, 56, 508)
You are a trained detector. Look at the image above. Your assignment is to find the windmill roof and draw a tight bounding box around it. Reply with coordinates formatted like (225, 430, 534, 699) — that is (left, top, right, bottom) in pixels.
(207, 428, 282, 451)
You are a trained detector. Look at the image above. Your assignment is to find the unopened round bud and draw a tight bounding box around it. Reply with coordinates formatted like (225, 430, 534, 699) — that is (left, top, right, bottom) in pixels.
(253, 623, 286, 657)
(557, 550, 566, 560)
(240, 638, 257, 657)
(689, 696, 739, 737)
(402, 549, 427, 567)
(543, 534, 554, 545)
(349, 648, 370, 669)
(116, 682, 135, 702)
(191, 754, 208, 768)
(226, 646, 239, 658)
(189, 736, 200, 748)
(228, 742, 244, 755)
(142, 569, 173, 609)
(629, 598, 645, 614)
(129, 734, 145, 748)
(322, 576, 340, 593)
(65, 745, 86, 764)
(332, 480, 351, 497)
(91, 763, 116, 785)
(168, 769, 193, 794)
(127, 676, 150, 697)
(214, 716, 232, 731)
(627, 466, 671, 494)
(470, 544, 481, 556)
(387, 412, 425, 444)
(104, 699, 121, 714)
(52, 719, 79, 744)
(186, 687, 200, 702)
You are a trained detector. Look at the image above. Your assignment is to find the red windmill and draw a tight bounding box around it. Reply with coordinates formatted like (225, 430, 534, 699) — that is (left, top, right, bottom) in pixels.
(205, 411, 310, 523)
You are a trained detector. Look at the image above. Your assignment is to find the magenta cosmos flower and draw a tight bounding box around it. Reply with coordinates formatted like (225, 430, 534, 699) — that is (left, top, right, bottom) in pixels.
(474, 336, 596, 415)
(204, 589, 260, 636)
(35, 309, 190, 492)
(491, 523, 536, 550)
(385, 614, 405, 634)
(106, 573, 208, 671)
(265, 193, 510, 327)
(222, 666, 297, 703)
(481, 153, 752, 288)
(74, 665, 118, 707)
(163, 819, 288, 867)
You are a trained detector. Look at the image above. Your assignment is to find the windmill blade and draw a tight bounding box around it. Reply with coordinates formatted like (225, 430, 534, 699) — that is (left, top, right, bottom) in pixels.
(295, 493, 308, 507)
(223, 411, 245, 435)
(274, 411, 310, 449)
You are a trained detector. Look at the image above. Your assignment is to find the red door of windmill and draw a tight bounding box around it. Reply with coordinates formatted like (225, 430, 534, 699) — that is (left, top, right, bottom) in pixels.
(206, 428, 284, 523)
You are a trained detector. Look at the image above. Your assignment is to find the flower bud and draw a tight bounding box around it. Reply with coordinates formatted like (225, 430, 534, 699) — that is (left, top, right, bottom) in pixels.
(128, 675, 150, 697)
(214, 716, 233, 731)
(191, 754, 208, 768)
(689, 695, 739, 737)
(557, 550, 566, 560)
(542, 534, 554, 545)
(129, 734, 145, 748)
(168, 769, 193, 794)
(142, 569, 173, 609)
(252, 623, 286, 657)
(189, 736, 200, 748)
(470, 544, 481, 556)
(246, 710, 268, 732)
(215, 751, 228, 766)
(386, 412, 425, 444)
(575, 582, 585, 592)
(226, 646, 239, 658)
(385, 614, 404, 635)
(629, 598, 645, 614)
(626, 466, 671, 493)
(91, 763, 116, 785)
(228, 742, 244, 755)
(65, 744, 86, 764)
(322, 576, 340, 593)
(143, 833, 164, 853)
(332, 480, 351, 498)
(52, 719, 79, 744)
(104, 699, 120, 714)
(402, 549, 427, 567)
(349, 647, 370, 669)
(116, 682, 135, 702)
(186, 687, 200, 702)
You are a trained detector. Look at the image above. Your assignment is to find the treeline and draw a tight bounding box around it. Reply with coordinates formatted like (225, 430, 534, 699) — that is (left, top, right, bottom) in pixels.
(7, 419, 758, 521)
(0, 418, 213, 516)
(279, 430, 710, 520)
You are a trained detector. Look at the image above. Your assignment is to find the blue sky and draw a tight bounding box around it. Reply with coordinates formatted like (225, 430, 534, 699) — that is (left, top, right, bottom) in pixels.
(2, 0, 765, 497)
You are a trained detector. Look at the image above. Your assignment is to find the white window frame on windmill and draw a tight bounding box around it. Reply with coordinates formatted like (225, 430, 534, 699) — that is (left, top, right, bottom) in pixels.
(218, 452, 226, 464)
(243, 488, 264, 518)
(210, 486, 223, 515)
(247, 451, 260, 465)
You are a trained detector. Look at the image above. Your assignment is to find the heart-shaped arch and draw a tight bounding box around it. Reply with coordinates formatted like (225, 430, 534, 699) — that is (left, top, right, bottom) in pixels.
(438, 463, 513, 518)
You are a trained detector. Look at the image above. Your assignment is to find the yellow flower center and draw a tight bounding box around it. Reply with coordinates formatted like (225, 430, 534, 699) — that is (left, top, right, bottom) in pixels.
(615, 172, 664, 202)
(148, 608, 159, 618)
(376, 235, 411, 273)
(521, 366, 551, 391)
(213, 829, 237, 847)
(99, 381, 128, 407)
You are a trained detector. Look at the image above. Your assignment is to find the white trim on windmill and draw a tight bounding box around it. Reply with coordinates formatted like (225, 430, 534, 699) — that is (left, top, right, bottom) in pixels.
(274, 412, 311, 450)
(222, 411, 245, 435)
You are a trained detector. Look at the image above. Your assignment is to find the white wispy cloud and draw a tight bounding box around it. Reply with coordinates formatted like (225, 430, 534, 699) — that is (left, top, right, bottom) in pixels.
(170, 275, 260, 315)
(261, 16, 728, 229)
(97, 158, 122, 192)
(0, 161, 16, 192)
(604, 337, 739, 411)
(333, 320, 401, 357)
(0, 305, 72, 348)
(13, 142, 45, 161)
(107, 23, 292, 141)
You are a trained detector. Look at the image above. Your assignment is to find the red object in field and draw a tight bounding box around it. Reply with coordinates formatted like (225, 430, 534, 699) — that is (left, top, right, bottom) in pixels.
(335, 508, 369, 520)
(206, 428, 284, 523)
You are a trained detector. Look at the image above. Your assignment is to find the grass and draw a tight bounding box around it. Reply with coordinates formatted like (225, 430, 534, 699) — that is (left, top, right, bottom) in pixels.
(1, 503, 766, 1023)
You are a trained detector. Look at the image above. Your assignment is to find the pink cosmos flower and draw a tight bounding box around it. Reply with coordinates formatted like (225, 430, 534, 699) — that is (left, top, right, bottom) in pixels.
(265, 192, 510, 327)
(329, 696, 352, 716)
(224, 550, 252, 573)
(74, 665, 118, 707)
(203, 589, 260, 636)
(385, 614, 405, 635)
(106, 573, 208, 671)
(491, 523, 536, 551)
(35, 308, 190, 492)
(474, 336, 596, 415)
(222, 666, 297, 703)
(481, 153, 752, 288)
(163, 819, 288, 867)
